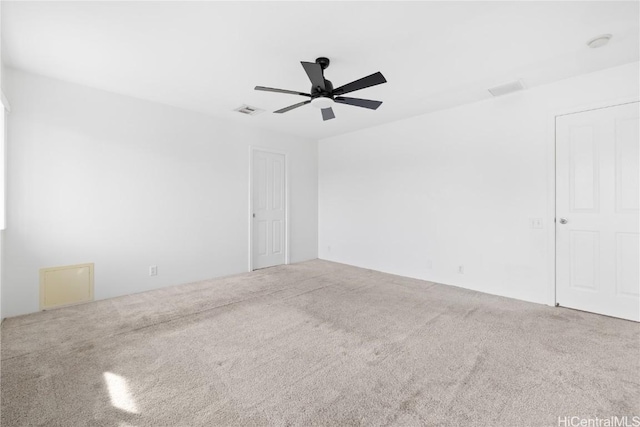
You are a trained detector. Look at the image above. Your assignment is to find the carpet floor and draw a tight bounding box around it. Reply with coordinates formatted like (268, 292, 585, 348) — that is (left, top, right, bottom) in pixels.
(1, 260, 638, 426)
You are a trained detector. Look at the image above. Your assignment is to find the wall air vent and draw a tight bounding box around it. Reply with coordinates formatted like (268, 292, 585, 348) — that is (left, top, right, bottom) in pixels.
(234, 105, 265, 116)
(488, 80, 525, 97)
(40, 263, 94, 310)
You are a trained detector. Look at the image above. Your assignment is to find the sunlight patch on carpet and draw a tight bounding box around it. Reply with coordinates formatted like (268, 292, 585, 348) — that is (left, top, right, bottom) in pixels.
(104, 372, 138, 414)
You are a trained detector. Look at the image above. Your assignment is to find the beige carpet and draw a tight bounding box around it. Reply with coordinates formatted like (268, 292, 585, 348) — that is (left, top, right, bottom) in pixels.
(1, 260, 638, 427)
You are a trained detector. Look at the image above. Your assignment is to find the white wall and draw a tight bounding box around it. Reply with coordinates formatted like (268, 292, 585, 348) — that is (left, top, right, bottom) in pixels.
(319, 62, 639, 306)
(0, 4, 4, 322)
(3, 68, 318, 317)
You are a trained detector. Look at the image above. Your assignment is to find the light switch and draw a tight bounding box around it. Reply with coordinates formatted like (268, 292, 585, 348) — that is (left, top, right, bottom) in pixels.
(530, 218, 543, 229)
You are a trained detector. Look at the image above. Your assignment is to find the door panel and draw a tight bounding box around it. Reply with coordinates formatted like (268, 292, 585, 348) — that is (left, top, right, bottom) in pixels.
(252, 150, 286, 269)
(257, 157, 267, 210)
(257, 220, 268, 256)
(616, 117, 640, 213)
(569, 230, 599, 291)
(616, 232, 639, 297)
(271, 221, 281, 254)
(570, 125, 598, 211)
(556, 102, 640, 321)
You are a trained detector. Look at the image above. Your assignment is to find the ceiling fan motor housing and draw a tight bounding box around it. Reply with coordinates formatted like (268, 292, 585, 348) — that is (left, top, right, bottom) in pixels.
(312, 79, 333, 98)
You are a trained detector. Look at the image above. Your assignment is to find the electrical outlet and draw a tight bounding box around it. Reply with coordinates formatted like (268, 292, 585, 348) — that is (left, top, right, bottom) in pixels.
(327, 246, 331, 253)
(458, 265, 464, 274)
(426, 260, 433, 269)
(149, 265, 158, 276)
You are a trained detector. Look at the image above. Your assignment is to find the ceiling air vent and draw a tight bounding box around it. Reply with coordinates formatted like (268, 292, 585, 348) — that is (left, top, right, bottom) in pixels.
(488, 80, 525, 97)
(234, 104, 264, 116)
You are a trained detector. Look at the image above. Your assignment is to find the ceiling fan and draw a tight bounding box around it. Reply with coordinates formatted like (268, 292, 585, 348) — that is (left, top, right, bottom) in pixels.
(255, 57, 387, 121)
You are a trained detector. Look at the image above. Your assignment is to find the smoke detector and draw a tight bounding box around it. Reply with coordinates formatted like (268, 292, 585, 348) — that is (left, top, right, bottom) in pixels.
(587, 34, 612, 49)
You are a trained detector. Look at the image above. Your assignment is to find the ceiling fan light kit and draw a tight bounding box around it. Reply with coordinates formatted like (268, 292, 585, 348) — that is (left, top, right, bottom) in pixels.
(310, 97, 334, 109)
(255, 57, 387, 121)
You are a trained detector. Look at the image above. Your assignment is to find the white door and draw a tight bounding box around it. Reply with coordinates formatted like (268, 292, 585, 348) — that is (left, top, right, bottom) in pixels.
(252, 150, 286, 270)
(556, 102, 639, 321)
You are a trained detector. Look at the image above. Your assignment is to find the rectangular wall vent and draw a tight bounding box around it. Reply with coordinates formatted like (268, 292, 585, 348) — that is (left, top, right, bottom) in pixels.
(40, 263, 94, 310)
(488, 80, 525, 97)
(234, 105, 265, 116)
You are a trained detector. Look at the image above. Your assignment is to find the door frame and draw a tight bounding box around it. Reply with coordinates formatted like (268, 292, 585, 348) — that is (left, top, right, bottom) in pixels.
(547, 96, 640, 307)
(248, 146, 290, 271)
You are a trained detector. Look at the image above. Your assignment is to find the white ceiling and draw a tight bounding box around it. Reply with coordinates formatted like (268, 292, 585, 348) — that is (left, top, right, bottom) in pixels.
(2, 1, 639, 140)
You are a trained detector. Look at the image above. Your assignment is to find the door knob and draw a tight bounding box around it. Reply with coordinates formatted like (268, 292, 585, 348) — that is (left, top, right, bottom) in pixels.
(559, 218, 568, 224)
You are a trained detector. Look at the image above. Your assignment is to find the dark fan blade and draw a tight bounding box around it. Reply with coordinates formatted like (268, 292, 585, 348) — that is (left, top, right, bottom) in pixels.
(321, 107, 335, 121)
(332, 72, 387, 96)
(255, 86, 311, 97)
(301, 62, 325, 90)
(335, 96, 382, 110)
(274, 100, 311, 114)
